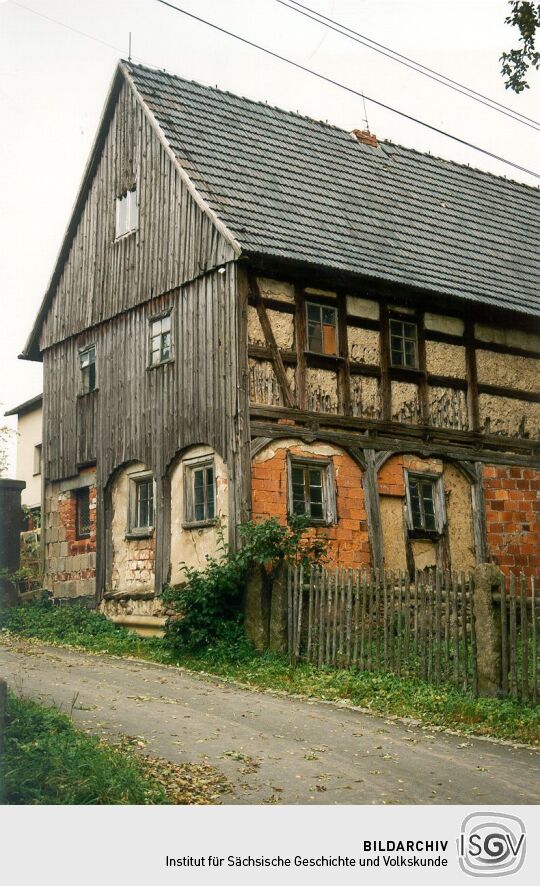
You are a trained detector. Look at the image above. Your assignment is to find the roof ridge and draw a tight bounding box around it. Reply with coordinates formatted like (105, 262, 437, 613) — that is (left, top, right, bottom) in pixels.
(123, 59, 357, 137)
(125, 59, 540, 195)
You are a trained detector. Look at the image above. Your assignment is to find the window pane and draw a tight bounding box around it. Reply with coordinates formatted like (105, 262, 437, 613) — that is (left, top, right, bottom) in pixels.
(307, 321, 323, 352)
(135, 480, 153, 528)
(161, 314, 171, 333)
(322, 323, 337, 355)
(310, 501, 324, 520)
(408, 480, 422, 529)
(307, 304, 321, 322)
(404, 339, 416, 366)
(161, 332, 171, 360)
(322, 307, 335, 325)
(292, 467, 307, 514)
(76, 489, 90, 537)
(403, 323, 416, 339)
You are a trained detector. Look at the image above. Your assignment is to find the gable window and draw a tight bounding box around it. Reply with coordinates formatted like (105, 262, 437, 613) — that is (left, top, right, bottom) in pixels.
(33, 444, 42, 476)
(149, 313, 172, 366)
(115, 187, 138, 238)
(288, 456, 335, 524)
(405, 473, 444, 535)
(75, 487, 91, 539)
(389, 318, 418, 368)
(184, 458, 216, 526)
(128, 473, 154, 534)
(80, 345, 96, 394)
(306, 303, 338, 355)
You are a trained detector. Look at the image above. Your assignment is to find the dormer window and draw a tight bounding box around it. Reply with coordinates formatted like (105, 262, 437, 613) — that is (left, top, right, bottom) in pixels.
(115, 187, 138, 238)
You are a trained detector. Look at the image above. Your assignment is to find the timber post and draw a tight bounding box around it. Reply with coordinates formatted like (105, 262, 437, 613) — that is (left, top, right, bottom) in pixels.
(473, 563, 504, 697)
(0, 479, 26, 608)
(244, 563, 289, 653)
(244, 565, 271, 651)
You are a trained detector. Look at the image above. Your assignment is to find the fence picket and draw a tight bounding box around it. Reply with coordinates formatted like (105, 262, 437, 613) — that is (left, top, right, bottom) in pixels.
(532, 577, 537, 705)
(519, 573, 529, 701)
(500, 573, 508, 696)
(509, 572, 518, 699)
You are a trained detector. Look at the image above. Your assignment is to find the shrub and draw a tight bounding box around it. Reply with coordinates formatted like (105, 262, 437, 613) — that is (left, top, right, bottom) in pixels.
(164, 516, 327, 652)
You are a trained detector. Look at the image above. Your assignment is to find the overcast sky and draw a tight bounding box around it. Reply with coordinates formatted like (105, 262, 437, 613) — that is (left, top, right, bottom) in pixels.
(1, 0, 538, 472)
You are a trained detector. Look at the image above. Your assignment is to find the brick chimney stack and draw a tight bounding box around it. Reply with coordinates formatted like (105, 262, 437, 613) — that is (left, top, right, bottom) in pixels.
(351, 129, 378, 148)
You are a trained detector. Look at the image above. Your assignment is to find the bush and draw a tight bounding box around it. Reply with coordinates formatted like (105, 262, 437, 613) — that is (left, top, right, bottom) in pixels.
(164, 516, 328, 652)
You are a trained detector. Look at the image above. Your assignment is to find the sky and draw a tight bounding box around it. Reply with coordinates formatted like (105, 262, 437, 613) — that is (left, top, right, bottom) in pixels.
(1, 0, 538, 472)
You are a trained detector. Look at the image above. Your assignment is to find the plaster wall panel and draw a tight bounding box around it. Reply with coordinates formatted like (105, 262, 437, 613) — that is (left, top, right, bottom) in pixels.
(169, 445, 229, 582)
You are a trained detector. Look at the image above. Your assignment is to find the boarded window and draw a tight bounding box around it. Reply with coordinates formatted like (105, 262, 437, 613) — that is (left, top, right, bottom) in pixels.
(79, 346, 96, 394)
(149, 314, 172, 366)
(306, 303, 338, 355)
(288, 457, 335, 524)
(115, 187, 138, 238)
(406, 473, 445, 534)
(75, 488, 91, 539)
(184, 459, 216, 525)
(389, 319, 418, 368)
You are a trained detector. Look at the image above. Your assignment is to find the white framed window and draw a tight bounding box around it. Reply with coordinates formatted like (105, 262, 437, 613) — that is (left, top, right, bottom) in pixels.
(404, 471, 445, 535)
(149, 312, 172, 366)
(115, 187, 138, 238)
(127, 471, 154, 535)
(79, 345, 96, 394)
(287, 455, 336, 524)
(183, 457, 216, 527)
(306, 302, 338, 355)
(33, 443, 42, 476)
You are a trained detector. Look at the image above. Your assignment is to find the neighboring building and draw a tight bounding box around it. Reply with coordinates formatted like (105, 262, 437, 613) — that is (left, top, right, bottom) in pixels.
(4, 394, 43, 516)
(21, 61, 540, 632)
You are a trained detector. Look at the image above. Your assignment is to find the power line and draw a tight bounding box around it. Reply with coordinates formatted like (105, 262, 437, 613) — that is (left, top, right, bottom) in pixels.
(274, 0, 540, 131)
(154, 0, 540, 181)
(9, 1, 150, 66)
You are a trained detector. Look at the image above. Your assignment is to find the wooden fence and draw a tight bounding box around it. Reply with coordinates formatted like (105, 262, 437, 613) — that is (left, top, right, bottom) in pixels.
(286, 566, 539, 703)
(496, 573, 538, 704)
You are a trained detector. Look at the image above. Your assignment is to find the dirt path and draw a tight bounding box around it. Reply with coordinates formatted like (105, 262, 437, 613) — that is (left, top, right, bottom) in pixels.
(1, 638, 538, 805)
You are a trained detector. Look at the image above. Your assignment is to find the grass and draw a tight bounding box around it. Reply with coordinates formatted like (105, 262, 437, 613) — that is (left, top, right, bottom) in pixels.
(2, 691, 226, 804)
(1, 600, 539, 747)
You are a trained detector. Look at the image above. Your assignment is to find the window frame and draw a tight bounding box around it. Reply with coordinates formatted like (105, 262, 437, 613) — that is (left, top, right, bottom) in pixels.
(148, 310, 173, 368)
(183, 455, 217, 528)
(305, 301, 339, 356)
(389, 317, 419, 369)
(115, 186, 138, 240)
(33, 443, 42, 477)
(286, 454, 336, 526)
(79, 344, 97, 395)
(127, 470, 155, 537)
(404, 470, 446, 537)
(75, 487, 91, 540)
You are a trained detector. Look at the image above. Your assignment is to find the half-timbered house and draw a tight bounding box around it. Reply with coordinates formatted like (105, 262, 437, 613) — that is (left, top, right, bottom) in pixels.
(22, 61, 540, 633)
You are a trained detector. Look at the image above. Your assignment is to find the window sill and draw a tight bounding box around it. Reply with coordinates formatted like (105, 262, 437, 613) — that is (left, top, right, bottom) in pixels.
(114, 230, 137, 243)
(125, 530, 154, 541)
(75, 534, 91, 541)
(77, 389, 99, 399)
(146, 358, 175, 371)
(182, 520, 218, 530)
(408, 529, 442, 541)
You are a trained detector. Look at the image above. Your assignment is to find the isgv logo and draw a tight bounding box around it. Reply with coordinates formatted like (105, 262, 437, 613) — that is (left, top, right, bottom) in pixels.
(458, 812, 526, 877)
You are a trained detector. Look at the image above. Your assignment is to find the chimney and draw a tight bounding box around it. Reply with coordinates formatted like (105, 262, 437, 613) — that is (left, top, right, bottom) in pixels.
(351, 128, 378, 148)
